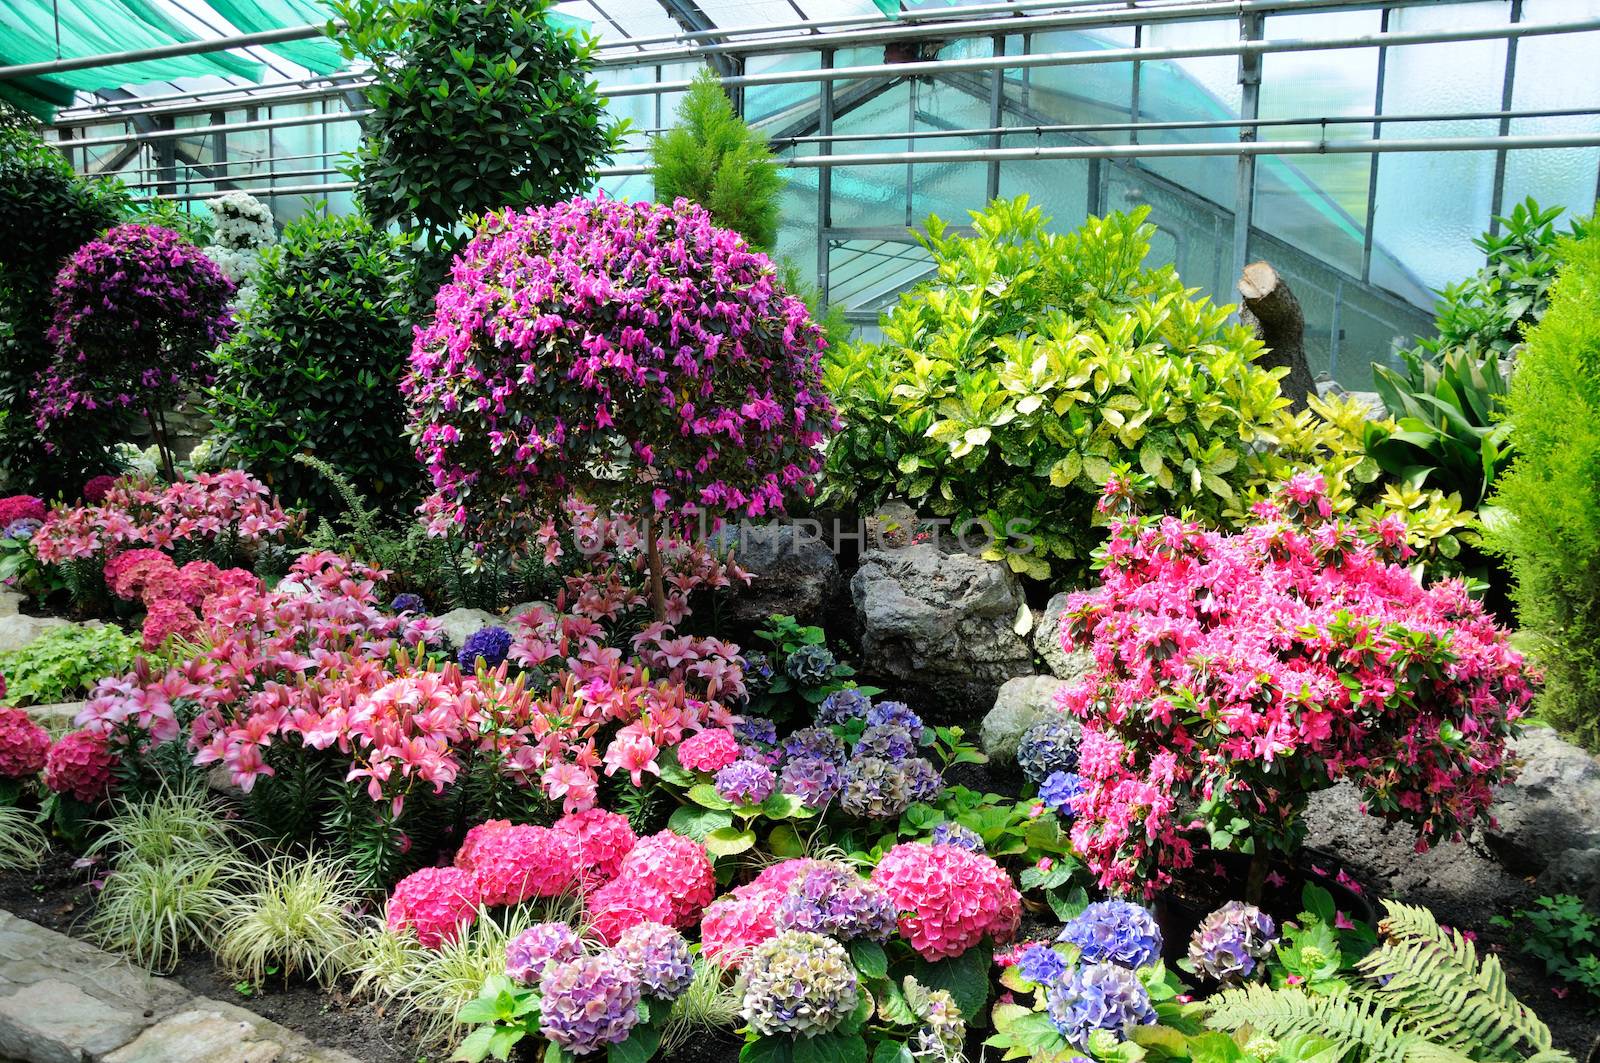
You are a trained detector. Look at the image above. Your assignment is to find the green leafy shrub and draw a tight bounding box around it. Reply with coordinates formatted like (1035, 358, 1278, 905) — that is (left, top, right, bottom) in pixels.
(1484, 224, 1600, 748)
(333, 0, 626, 281)
(652, 68, 784, 251)
(0, 127, 128, 494)
(0, 624, 140, 707)
(1494, 894, 1600, 1008)
(207, 214, 421, 516)
(822, 197, 1286, 581)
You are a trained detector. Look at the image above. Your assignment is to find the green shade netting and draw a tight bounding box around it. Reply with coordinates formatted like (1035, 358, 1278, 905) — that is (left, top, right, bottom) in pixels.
(0, 0, 264, 119)
(201, 0, 345, 75)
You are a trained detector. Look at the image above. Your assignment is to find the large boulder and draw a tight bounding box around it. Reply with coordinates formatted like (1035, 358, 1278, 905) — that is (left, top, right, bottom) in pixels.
(981, 674, 1069, 763)
(0, 614, 74, 655)
(850, 543, 1034, 718)
(1031, 590, 1095, 682)
(712, 522, 843, 629)
(1482, 727, 1600, 901)
(434, 607, 500, 651)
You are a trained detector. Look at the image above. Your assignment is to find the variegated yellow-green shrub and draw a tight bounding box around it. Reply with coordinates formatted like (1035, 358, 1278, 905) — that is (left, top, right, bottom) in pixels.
(1236, 393, 1478, 571)
(821, 197, 1286, 581)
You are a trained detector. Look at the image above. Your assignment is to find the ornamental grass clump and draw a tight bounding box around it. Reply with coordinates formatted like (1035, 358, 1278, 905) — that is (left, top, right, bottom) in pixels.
(403, 194, 836, 619)
(215, 853, 362, 988)
(1059, 474, 1535, 897)
(38, 223, 235, 479)
(89, 849, 246, 972)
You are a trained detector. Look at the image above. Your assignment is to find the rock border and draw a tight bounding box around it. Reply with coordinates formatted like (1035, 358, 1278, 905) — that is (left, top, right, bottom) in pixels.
(0, 909, 360, 1063)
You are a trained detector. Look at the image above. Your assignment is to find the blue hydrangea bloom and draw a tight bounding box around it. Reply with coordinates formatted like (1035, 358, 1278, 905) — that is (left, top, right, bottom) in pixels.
(773, 862, 898, 943)
(785, 644, 836, 685)
(3, 517, 42, 540)
(1016, 717, 1080, 784)
(1058, 901, 1163, 969)
(458, 625, 513, 669)
(782, 726, 848, 765)
(389, 592, 425, 614)
(1039, 771, 1086, 818)
(1016, 943, 1069, 987)
(818, 688, 871, 725)
(930, 822, 985, 853)
(864, 700, 924, 741)
(743, 652, 776, 694)
(1045, 963, 1157, 1046)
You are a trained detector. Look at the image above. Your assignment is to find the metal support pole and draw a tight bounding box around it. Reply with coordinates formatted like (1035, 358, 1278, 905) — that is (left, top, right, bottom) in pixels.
(1360, 6, 1390, 284)
(1232, 12, 1263, 291)
(818, 49, 835, 308)
(1489, 0, 1521, 233)
(988, 34, 1004, 202)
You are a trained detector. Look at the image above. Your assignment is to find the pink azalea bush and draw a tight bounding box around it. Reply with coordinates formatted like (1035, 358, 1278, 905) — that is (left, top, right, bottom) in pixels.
(1058, 474, 1536, 896)
(870, 841, 1021, 960)
(403, 195, 836, 594)
(35, 224, 233, 463)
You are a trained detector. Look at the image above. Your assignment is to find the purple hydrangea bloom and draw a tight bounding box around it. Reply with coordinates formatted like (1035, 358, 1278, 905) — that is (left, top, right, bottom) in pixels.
(856, 723, 917, 761)
(785, 644, 836, 685)
(743, 653, 776, 695)
(458, 625, 512, 669)
(1045, 963, 1157, 1045)
(389, 592, 425, 614)
(734, 716, 778, 748)
(1016, 943, 1070, 986)
(1058, 901, 1163, 969)
(612, 921, 695, 1000)
(817, 688, 871, 725)
(1016, 717, 1079, 784)
(773, 862, 898, 943)
(903, 757, 944, 803)
(840, 755, 941, 818)
(780, 755, 842, 806)
(538, 953, 643, 1054)
(505, 922, 584, 986)
(1039, 771, 1085, 818)
(3, 518, 42, 540)
(782, 726, 847, 765)
(1186, 901, 1276, 983)
(864, 700, 924, 741)
(930, 822, 985, 853)
(715, 758, 777, 805)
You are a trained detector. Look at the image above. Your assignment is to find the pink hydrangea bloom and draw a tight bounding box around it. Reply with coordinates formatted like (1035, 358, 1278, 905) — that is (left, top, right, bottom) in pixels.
(0, 496, 46, 526)
(43, 729, 117, 803)
(587, 878, 678, 946)
(468, 824, 580, 905)
(871, 842, 1021, 960)
(698, 859, 831, 968)
(454, 819, 514, 873)
(141, 598, 201, 651)
(0, 708, 51, 778)
(610, 832, 715, 929)
(386, 866, 480, 948)
(554, 807, 637, 890)
(676, 728, 741, 773)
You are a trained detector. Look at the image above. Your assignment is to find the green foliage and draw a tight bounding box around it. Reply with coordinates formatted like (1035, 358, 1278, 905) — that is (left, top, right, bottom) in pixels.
(652, 68, 784, 252)
(1483, 225, 1600, 748)
(0, 624, 140, 707)
(1421, 198, 1586, 359)
(215, 853, 362, 988)
(0, 803, 47, 871)
(207, 213, 421, 517)
(822, 197, 1287, 582)
(1205, 900, 1570, 1063)
(1366, 347, 1513, 509)
(333, 0, 626, 280)
(742, 614, 873, 728)
(1493, 895, 1600, 1008)
(0, 127, 129, 493)
(662, 959, 742, 1054)
(123, 196, 212, 247)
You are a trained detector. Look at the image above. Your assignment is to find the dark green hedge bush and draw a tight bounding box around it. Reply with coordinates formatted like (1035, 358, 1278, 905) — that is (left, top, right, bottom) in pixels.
(206, 213, 421, 516)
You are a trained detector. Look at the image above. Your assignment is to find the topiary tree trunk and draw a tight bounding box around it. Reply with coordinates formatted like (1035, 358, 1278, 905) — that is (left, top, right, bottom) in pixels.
(1238, 260, 1317, 411)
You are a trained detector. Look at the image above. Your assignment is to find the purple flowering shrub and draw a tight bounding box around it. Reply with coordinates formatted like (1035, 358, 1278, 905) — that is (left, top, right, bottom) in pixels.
(404, 194, 837, 616)
(37, 224, 234, 477)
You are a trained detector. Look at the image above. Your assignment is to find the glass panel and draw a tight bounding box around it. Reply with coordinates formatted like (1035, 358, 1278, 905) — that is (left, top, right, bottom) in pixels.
(1134, 19, 1241, 210)
(1503, 0, 1600, 217)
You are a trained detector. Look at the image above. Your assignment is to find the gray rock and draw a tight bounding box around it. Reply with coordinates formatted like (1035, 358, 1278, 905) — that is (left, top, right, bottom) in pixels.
(434, 608, 500, 650)
(104, 1004, 361, 1063)
(1030, 591, 1095, 681)
(0, 615, 73, 655)
(0, 979, 148, 1063)
(850, 543, 1034, 718)
(1483, 728, 1600, 877)
(982, 675, 1068, 762)
(0, 591, 23, 619)
(712, 522, 843, 629)
(22, 702, 83, 736)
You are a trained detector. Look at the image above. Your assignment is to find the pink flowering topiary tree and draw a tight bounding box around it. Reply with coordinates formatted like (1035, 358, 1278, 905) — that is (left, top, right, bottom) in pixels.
(403, 193, 837, 619)
(1058, 473, 1536, 900)
(37, 224, 234, 481)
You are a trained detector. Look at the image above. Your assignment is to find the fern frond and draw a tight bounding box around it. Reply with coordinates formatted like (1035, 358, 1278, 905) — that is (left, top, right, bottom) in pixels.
(1362, 900, 1567, 1063)
(293, 452, 380, 543)
(1206, 984, 1427, 1063)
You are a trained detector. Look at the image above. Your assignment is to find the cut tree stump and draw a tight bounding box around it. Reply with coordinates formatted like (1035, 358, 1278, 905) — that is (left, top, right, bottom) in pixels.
(1238, 260, 1317, 411)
